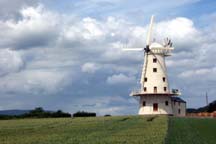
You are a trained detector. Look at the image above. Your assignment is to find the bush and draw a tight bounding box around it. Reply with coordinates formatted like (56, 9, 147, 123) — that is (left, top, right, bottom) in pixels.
(23, 107, 71, 118)
(73, 111, 96, 117)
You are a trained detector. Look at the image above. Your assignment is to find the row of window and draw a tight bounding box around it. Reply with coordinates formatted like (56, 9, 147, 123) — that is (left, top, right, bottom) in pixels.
(143, 101, 169, 107)
(144, 77, 166, 82)
(142, 101, 181, 114)
(143, 101, 181, 107)
(144, 86, 167, 92)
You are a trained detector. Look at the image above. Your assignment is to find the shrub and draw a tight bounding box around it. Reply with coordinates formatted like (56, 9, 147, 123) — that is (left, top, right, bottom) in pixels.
(73, 111, 96, 117)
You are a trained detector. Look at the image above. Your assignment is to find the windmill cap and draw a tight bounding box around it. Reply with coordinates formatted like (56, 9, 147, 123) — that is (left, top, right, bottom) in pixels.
(150, 42, 163, 49)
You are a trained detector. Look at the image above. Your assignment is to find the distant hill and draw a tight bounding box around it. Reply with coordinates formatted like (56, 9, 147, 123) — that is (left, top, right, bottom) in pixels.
(187, 100, 216, 113)
(0, 107, 71, 119)
(0, 110, 31, 116)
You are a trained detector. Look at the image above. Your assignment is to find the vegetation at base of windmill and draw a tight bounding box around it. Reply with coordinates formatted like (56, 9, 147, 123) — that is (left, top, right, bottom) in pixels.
(0, 116, 168, 144)
(0, 107, 71, 120)
(165, 117, 216, 144)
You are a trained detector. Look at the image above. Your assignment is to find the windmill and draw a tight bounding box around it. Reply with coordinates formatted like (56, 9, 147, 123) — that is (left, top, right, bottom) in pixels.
(123, 16, 186, 116)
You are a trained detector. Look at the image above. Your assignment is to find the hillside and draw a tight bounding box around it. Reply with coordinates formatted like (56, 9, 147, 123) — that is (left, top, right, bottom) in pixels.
(0, 110, 30, 116)
(187, 100, 216, 113)
(0, 107, 71, 119)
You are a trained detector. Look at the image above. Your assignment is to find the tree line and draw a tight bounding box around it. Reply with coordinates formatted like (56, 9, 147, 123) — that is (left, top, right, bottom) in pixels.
(0, 107, 100, 120)
(0, 107, 71, 120)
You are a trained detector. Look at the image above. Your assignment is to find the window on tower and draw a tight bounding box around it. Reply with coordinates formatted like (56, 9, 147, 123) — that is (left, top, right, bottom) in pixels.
(144, 77, 147, 82)
(164, 87, 167, 92)
(143, 101, 146, 106)
(153, 58, 157, 63)
(165, 101, 169, 106)
(154, 87, 157, 93)
(144, 87, 147, 92)
(153, 68, 157, 72)
(163, 77, 166, 82)
(178, 109, 181, 114)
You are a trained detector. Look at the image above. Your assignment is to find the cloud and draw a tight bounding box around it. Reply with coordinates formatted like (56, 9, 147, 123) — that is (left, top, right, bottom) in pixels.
(179, 67, 216, 78)
(0, 5, 60, 49)
(107, 73, 136, 85)
(0, 68, 72, 95)
(62, 17, 105, 43)
(154, 17, 201, 52)
(0, 0, 39, 20)
(66, 0, 200, 20)
(64, 95, 137, 115)
(0, 49, 24, 76)
(81, 62, 101, 73)
(166, 59, 195, 68)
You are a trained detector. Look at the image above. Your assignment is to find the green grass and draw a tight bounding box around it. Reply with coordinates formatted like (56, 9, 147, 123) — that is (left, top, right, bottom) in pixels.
(165, 117, 216, 144)
(1, 116, 216, 144)
(0, 116, 167, 144)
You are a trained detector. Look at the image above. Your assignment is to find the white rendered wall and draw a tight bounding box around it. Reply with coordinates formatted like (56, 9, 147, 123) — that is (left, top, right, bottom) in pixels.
(172, 101, 186, 116)
(141, 54, 169, 94)
(139, 96, 173, 115)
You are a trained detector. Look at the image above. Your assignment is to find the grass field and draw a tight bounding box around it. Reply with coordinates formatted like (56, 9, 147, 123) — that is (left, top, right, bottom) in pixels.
(165, 117, 216, 144)
(0, 116, 167, 144)
(0, 116, 216, 144)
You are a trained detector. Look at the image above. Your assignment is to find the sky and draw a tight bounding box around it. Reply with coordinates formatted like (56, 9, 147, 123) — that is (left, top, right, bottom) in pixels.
(0, 0, 216, 115)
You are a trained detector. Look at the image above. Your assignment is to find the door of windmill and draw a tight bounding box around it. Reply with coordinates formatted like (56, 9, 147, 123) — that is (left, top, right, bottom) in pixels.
(153, 103, 158, 111)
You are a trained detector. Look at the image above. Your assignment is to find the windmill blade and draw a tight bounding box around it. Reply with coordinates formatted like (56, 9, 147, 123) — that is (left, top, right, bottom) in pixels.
(140, 52, 148, 89)
(122, 48, 144, 51)
(146, 15, 154, 46)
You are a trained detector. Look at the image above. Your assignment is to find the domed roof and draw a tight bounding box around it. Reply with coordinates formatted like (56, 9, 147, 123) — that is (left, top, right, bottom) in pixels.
(150, 42, 163, 49)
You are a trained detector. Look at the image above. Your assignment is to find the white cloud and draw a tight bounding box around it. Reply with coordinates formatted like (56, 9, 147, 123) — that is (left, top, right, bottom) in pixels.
(81, 62, 101, 73)
(62, 17, 106, 44)
(0, 0, 39, 19)
(0, 5, 60, 49)
(107, 73, 135, 85)
(0, 49, 24, 76)
(179, 67, 216, 78)
(154, 17, 201, 50)
(166, 59, 195, 67)
(0, 69, 71, 95)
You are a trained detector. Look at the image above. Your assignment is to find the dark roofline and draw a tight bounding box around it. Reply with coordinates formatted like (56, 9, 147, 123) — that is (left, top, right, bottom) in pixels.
(171, 97, 186, 103)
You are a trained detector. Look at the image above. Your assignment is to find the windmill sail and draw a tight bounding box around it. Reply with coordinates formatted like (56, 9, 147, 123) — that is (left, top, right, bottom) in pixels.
(140, 15, 154, 90)
(146, 15, 154, 46)
(140, 52, 148, 89)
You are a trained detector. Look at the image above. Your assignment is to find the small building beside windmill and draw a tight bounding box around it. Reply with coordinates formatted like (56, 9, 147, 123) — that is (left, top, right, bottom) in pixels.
(128, 16, 186, 116)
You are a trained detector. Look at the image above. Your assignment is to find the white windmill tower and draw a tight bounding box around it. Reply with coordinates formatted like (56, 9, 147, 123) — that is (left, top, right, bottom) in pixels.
(124, 16, 186, 116)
